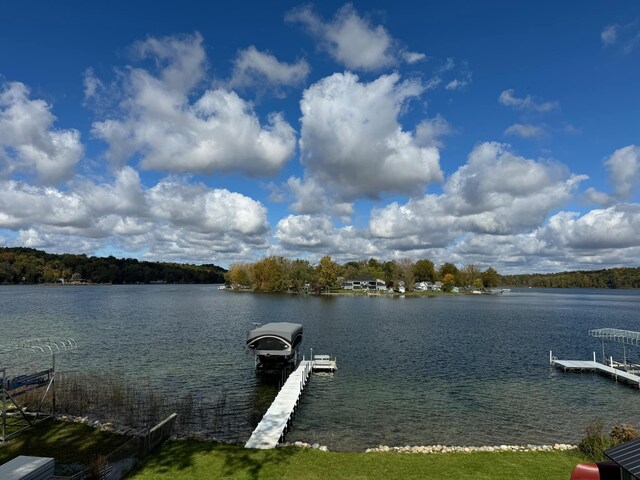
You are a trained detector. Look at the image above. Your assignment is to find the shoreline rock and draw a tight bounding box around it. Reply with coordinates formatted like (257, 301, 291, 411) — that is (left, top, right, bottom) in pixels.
(53, 415, 577, 454)
(363, 443, 577, 453)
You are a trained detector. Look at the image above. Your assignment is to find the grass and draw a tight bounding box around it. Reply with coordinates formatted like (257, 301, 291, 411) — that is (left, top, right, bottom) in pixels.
(127, 441, 588, 480)
(0, 421, 589, 479)
(0, 420, 131, 472)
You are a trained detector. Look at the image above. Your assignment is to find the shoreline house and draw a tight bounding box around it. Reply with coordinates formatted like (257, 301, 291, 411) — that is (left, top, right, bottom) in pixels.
(342, 276, 387, 291)
(413, 281, 443, 291)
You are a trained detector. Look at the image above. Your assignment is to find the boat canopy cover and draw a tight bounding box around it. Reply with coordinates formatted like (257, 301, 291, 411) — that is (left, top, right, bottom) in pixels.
(589, 328, 640, 346)
(246, 322, 303, 344)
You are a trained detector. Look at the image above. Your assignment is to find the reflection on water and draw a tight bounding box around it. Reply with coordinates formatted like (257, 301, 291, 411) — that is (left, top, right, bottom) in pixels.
(2, 285, 640, 449)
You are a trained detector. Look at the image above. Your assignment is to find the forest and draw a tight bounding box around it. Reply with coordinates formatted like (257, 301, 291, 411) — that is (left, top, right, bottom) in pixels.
(501, 268, 640, 289)
(0, 247, 226, 284)
(1, 246, 637, 291)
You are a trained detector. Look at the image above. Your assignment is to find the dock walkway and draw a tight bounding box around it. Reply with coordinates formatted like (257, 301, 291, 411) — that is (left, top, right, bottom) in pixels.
(551, 357, 640, 387)
(245, 360, 312, 449)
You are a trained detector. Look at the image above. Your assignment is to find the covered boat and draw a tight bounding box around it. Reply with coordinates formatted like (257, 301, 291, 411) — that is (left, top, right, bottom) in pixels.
(246, 322, 303, 367)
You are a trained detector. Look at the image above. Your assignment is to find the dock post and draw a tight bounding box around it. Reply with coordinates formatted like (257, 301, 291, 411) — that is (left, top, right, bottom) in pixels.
(610, 355, 614, 367)
(549, 350, 553, 365)
(593, 352, 596, 362)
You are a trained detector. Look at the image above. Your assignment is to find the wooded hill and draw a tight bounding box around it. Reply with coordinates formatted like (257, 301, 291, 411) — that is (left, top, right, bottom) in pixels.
(0, 247, 226, 284)
(500, 267, 640, 289)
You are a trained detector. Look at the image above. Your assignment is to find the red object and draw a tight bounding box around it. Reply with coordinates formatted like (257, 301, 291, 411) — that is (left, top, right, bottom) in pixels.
(570, 463, 601, 480)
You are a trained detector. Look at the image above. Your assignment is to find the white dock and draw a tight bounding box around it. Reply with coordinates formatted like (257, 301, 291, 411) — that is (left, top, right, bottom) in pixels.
(551, 352, 640, 388)
(245, 360, 312, 449)
(311, 354, 337, 372)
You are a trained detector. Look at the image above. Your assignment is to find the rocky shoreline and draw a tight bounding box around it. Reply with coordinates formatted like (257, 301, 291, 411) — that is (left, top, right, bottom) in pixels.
(56, 414, 577, 455)
(364, 443, 577, 454)
(279, 441, 576, 454)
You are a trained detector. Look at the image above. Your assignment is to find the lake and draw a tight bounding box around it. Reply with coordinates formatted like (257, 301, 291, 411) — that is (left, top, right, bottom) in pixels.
(1, 285, 640, 450)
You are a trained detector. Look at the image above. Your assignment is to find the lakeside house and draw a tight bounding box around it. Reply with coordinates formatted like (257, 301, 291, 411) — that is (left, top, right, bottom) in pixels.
(413, 281, 443, 291)
(342, 276, 387, 291)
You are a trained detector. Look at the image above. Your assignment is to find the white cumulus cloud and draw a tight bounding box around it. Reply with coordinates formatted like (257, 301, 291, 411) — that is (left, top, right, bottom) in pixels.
(415, 115, 454, 148)
(298, 72, 443, 200)
(0, 168, 271, 264)
(91, 33, 296, 176)
(275, 214, 378, 257)
(604, 144, 640, 200)
(286, 4, 423, 70)
(286, 177, 354, 218)
(369, 142, 586, 248)
(0, 81, 83, 184)
(540, 205, 640, 250)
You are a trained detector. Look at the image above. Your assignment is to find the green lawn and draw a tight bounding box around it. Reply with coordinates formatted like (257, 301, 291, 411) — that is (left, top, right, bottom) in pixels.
(0, 420, 131, 472)
(128, 442, 587, 480)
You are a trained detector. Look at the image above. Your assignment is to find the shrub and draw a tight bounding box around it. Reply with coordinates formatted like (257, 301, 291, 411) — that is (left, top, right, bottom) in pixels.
(610, 423, 639, 444)
(578, 418, 616, 461)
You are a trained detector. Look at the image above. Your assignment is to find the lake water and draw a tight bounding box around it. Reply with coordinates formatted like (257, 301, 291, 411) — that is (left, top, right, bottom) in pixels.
(2, 285, 640, 450)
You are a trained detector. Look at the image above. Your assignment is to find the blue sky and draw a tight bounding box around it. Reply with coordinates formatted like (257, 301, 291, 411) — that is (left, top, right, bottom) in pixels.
(0, 0, 638, 273)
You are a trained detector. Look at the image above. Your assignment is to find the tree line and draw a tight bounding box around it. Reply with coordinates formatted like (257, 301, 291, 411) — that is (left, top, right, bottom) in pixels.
(501, 267, 640, 289)
(225, 256, 501, 293)
(0, 247, 226, 284)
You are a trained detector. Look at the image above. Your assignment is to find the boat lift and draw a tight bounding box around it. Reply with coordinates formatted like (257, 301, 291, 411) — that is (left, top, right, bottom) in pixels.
(589, 328, 640, 371)
(1, 338, 78, 441)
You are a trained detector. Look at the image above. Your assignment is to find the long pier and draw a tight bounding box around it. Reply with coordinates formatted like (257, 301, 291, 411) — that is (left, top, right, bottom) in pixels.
(245, 360, 312, 449)
(550, 351, 640, 388)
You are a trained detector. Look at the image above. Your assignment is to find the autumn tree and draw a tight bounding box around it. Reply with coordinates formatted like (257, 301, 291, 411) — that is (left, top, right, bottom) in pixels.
(459, 264, 482, 287)
(439, 262, 458, 282)
(316, 256, 339, 288)
(251, 256, 289, 292)
(442, 273, 456, 292)
(225, 263, 252, 287)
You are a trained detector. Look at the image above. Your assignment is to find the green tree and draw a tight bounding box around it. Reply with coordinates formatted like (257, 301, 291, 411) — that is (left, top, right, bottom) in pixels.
(288, 259, 315, 291)
(394, 258, 415, 290)
(366, 258, 384, 280)
(413, 259, 436, 283)
(382, 261, 398, 287)
(481, 267, 499, 288)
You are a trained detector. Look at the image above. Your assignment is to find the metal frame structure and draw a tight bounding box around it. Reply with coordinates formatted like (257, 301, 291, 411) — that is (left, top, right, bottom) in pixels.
(589, 328, 640, 368)
(1, 338, 77, 442)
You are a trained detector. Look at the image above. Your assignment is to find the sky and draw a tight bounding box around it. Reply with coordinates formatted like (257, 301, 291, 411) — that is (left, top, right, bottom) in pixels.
(0, 0, 639, 273)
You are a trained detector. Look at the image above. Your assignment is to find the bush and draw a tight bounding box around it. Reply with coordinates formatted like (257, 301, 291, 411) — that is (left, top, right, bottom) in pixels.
(610, 423, 639, 444)
(578, 418, 616, 461)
